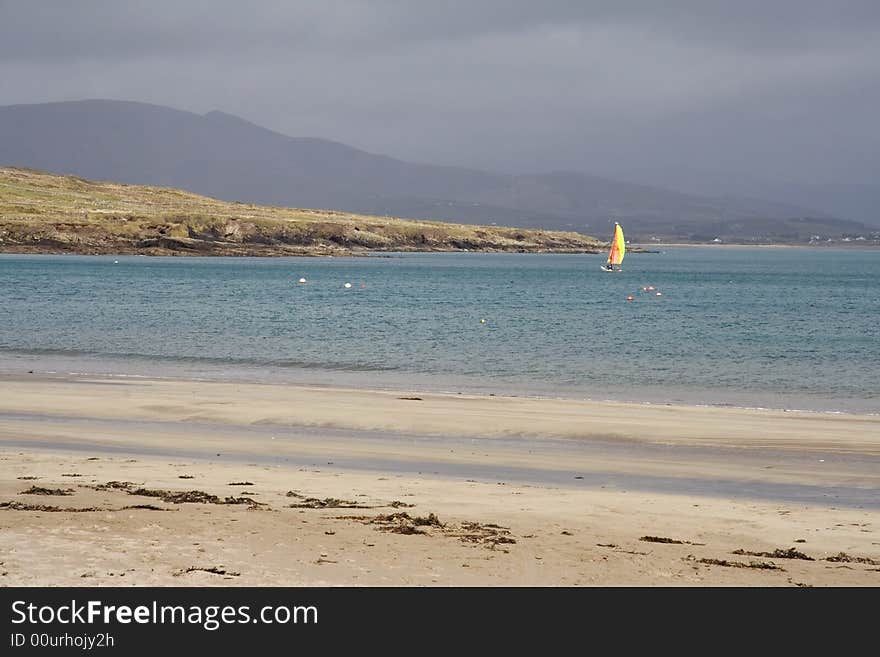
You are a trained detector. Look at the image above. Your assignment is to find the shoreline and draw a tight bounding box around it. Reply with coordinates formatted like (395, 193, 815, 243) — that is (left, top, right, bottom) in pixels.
(1, 373, 878, 586)
(0, 245, 604, 257)
(633, 242, 880, 250)
(3, 373, 878, 450)
(2, 358, 877, 417)
(3, 364, 879, 421)
(0, 368, 880, 586)
(2, 243, 879, 257)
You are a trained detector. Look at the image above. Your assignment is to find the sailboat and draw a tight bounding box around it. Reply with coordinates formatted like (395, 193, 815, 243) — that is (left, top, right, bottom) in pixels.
(601, 222, 625, 272)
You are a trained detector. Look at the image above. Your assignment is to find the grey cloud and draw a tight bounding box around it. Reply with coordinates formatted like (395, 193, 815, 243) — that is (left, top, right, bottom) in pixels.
(3, 1, 880, 60)
(1, 1, 879, 194)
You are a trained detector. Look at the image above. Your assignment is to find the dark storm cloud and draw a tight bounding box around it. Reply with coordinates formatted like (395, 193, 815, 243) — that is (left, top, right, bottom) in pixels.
(1, 1, 879, 186)
(3, 1, 879, 59)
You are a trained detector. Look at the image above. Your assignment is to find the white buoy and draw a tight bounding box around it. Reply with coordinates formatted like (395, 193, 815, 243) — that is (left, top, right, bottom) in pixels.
(298, 277, 307, 284)
(113, 260, 119, 264)
(344, 282, 352, 288)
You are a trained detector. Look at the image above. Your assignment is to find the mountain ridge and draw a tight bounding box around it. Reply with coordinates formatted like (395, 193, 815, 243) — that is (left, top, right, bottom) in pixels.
(0, 99, 872, 243)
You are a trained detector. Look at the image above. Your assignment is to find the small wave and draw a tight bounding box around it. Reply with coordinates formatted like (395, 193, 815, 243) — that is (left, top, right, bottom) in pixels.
(0, 347, 95, 357)
(268, 359, 399, 372)
(0, 346, 398, 374)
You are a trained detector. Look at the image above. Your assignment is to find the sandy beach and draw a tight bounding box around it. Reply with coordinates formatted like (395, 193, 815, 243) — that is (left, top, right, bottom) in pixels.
(1, 374, 878, 586)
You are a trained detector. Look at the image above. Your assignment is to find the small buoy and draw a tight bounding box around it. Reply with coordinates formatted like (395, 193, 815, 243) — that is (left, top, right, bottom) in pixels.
(360, 283, 366, 289)
(656, 292, 662, 296)
(480, 318, 486, 324)
(298, 277, 307, 284)
(626, 296, 634, 301)
(113, 260, 119, 264)
(344, 282, 352, 288)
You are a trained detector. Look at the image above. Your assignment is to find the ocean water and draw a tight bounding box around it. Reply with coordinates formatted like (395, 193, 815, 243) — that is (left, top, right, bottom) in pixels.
(1, 248, 878, 413)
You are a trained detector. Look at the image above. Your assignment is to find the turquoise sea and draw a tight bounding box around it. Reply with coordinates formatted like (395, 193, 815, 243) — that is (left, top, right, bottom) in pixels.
(1, 248, 878, 413)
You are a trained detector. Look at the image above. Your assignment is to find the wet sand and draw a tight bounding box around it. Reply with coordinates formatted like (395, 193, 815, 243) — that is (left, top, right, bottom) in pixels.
(1, 375, 878, 586)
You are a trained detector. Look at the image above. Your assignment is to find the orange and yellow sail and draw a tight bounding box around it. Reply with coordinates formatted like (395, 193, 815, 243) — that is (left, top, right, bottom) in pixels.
(607, 222, 625, 266)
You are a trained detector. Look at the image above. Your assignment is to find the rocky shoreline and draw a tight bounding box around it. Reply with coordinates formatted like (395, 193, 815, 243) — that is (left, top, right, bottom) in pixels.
(0, 236, 602, 257)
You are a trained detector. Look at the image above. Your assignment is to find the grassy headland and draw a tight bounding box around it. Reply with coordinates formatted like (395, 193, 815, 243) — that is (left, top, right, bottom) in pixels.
(0, 167, 603, 256)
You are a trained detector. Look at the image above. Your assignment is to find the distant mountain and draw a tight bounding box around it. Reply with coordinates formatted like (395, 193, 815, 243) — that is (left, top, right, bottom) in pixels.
(0, 99, 871, 242)
(615, 165, 880, 229)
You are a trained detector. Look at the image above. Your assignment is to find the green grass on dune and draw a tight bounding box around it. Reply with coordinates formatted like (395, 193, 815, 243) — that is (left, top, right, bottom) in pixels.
(0, 167, 602, 256)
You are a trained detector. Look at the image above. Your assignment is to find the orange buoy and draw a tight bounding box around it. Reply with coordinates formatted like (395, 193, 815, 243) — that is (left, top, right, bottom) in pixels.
(626, 296, 634, 301)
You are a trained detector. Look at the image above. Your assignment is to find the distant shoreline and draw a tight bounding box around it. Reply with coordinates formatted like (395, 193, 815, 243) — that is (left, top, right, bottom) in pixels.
(2, 243, 878, 257)
(5, 167, 877, 256)
(0, 167, 603, 257)
(631, 242, 880, 250)
(0, 245, 602, 257)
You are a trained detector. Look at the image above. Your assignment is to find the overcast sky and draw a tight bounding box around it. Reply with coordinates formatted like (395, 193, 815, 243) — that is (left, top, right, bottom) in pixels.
(2, 1, 879, 189)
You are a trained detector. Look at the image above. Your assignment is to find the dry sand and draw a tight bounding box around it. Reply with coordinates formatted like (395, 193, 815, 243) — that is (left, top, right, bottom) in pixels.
(1, 375, 878, 586)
